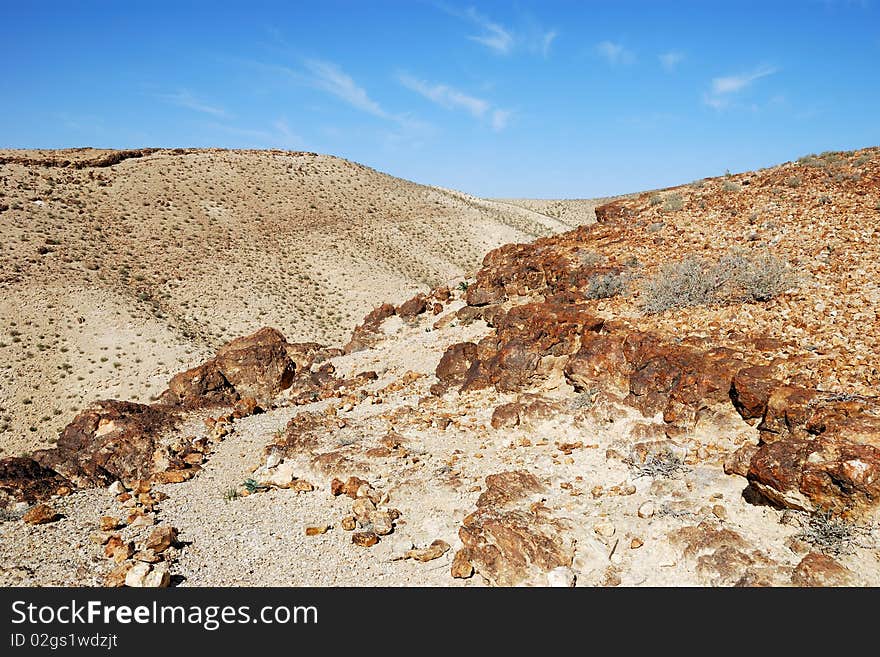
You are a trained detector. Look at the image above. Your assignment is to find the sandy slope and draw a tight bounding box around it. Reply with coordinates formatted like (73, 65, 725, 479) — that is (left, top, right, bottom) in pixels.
(0, 148, 582, 457)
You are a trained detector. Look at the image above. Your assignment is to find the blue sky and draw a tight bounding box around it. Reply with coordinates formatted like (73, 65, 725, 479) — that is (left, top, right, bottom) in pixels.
(1, 1, 878, 197)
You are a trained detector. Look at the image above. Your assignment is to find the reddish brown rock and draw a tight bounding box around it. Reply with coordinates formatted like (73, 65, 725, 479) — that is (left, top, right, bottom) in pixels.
(145, 525, 178, 553)
(747, 434, 880, 514)
(344, 303, 396, 354)
(477, 471, 545, 508)
(33, 400, 178, 488)
(433, 342, 478, 394)
(23, 503, 61, 525)
(451, 549, 474, 578)
(164, 360, 236, 408)
(213, 327, 296, 406)
(458, 506, 574, 586)
(0, 457, 72, 506)
(731, 366, 782, 421)
(791, 552, 855, 587)
(352, 531, 379, 547)
(490, 403, 520, 429)
(232, 396, 262, 418)
(594, 200, 635, 223)
(341, 476, 370, 499)
(724, 443, 760, 478)
(397, 293, 427, 318)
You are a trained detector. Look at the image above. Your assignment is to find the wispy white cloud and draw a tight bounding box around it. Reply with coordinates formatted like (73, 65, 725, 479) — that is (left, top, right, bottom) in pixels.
(711, 65, 778, 94)
(491, 109, 511, 131)
(437, 5, 555, 57)
(398, 72, 510, 131)
(659, 51, 685, 72)
(466, 7, 514, 54)
(595, 40, 635, 65)
(398, 73, 489, 117)
(704, 65, 778, 109)
(158, 90, 228, 117)
(540, 30, 558, 57)
(303, 59, 389, 118)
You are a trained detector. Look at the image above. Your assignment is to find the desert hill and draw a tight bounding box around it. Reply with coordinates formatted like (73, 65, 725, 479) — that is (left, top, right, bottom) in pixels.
(0, 148, 579, 456)
(2, 146, 879, 587)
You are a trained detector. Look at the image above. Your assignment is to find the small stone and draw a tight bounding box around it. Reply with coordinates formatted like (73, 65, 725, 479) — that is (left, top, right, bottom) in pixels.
(108, 481, 126, 496)
(133, 550, 162, 563)
(117, 492, 132, 503)
(23, 504, 61, 525)
(405, 539, 451, 562)
(342, 476, 369, 498)
(104, 563, 131, 587)
(369, 511, 394, 536)
(103, 535, 124, 557)
(55, 485, 72, 497)
(341, 516, 357, 531)
(90, 531, 114, 545)
(352, 531, 379, 547)
(591, 485, 604, 498)
(330, 478, 345, 496)
(133, 480, 152, 495)
(637, 501, 655, 519)
(712, 504, 728, 520)
(352, 497, 376, 522)
(356, 483, 381, 503)
(621, 484, 637, 496)
(451, 550, 474, 579)
(143, 562, 170, 588)
(594, 522, 616, 537)
(99, 516, 121, 531)
(111, 542, 134, 563)
(124, 562, 151, 587)
(290, 479, 315, 493)
(630, 538, 644, 549)
(128, 512, 154, 527)
(546, 566, 576, 587)
(305, 525, 329, 536)
(145, 525, 178, 553)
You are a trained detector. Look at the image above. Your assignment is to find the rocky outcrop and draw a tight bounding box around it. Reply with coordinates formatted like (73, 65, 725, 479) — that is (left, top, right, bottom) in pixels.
(455, 471, 574, 586)
(0, 457, 72, 507)
(344, 303, 396, 354)
(161, 327, 307, 408)
(32, 400, 181, 488)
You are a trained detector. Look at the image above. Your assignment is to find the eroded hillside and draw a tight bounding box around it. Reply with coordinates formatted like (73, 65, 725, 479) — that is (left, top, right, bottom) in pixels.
(0, 148, 574, 455)
(2, 147, 879, 587)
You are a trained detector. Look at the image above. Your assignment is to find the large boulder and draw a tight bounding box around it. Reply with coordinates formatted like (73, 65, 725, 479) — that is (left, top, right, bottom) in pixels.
(0, 457, 72, 507)
(162, 327, 297, 408)
(33, 400, 179, 488)
(214, 327, 296, 406)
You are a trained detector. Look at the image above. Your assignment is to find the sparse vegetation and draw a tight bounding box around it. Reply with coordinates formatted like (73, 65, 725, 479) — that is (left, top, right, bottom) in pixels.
(640, 249, 795, 313)
(793, 509, 873, 556)
(585, 271, 627, 299)
(626, 447, 691, 479)
(662, 193, 684, 212)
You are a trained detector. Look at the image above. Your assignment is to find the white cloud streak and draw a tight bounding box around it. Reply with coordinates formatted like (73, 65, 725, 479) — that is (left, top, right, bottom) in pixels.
(398, 73, 489, 117)
(704, 65, 779, 109)
(398, 72, 511, 131)
(466, 7, 514, 54)
(595, 40, 635, 65)
(303, 59, 389, 119)
(159, 90, 228, 117)
(711, 65, 778, 94)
